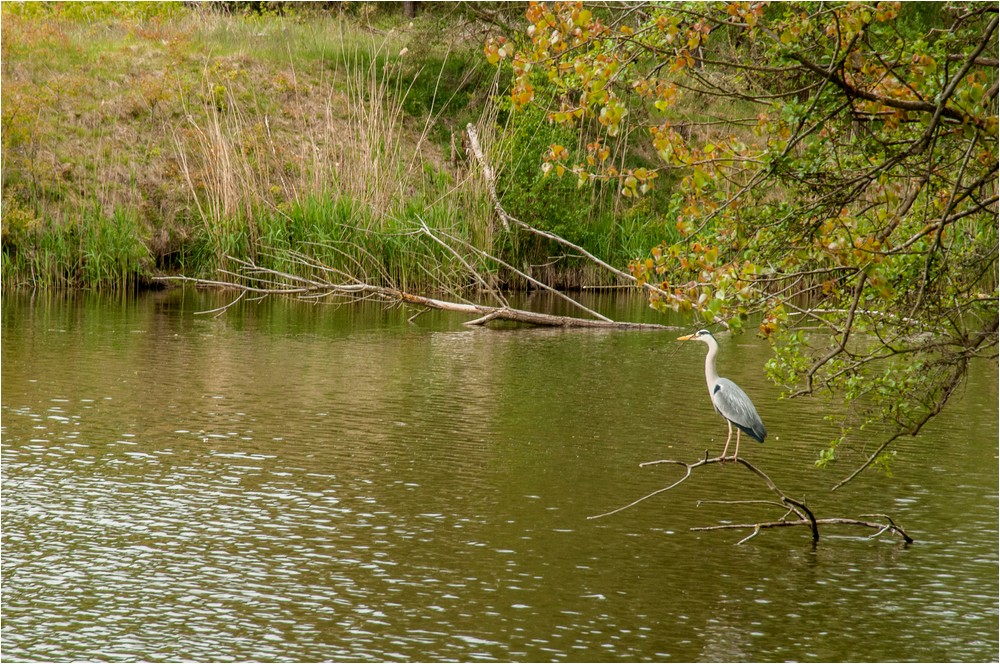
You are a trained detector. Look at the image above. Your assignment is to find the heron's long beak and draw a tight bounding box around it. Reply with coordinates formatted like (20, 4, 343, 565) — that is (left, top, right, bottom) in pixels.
(676, 333, 695, 341)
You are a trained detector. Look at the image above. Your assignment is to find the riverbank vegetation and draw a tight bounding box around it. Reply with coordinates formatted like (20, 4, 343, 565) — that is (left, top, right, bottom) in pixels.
(1, 2, 673, 290)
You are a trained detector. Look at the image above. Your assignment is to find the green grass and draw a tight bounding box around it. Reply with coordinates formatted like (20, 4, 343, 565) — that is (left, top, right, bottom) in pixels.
(1, 203, 150, 289)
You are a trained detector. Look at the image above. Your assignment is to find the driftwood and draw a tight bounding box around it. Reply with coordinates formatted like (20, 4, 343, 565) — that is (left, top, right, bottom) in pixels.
(156, 255, 676, 330)
(154, 122, 683, 331)
(589, 451, 914, 545)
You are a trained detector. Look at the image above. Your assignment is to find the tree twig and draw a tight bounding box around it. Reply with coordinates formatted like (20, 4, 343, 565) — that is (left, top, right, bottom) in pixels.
(422, 221, 613, 322)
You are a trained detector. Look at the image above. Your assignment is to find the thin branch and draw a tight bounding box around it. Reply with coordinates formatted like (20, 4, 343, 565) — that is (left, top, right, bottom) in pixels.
(588, 459, 698, 520)
(796, 272, 868, 397)
(737, 525, 762, 545)
(194, 288, 248, 317)
(417, 217, 508, 308)
(691, 517, 913, 544)
(788, 13, 998, 127)
(465, 123, 673, 301)
(424, 223, 613, 322)
(831, 362, 967, 490)
(590, 449, 912, 544)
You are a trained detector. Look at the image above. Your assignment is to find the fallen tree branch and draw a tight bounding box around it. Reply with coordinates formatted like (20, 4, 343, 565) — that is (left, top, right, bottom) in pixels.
(589, 451, 913, 544)
(465, 123, 674, 302)
(416, 217, 508, 309)
(691, 516, 913, 543)
(418, 219, 613, 322)
(155, 255, 677, 330)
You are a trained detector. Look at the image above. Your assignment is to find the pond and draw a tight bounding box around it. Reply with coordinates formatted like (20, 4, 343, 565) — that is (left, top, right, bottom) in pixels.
(2, 289, 997, 662)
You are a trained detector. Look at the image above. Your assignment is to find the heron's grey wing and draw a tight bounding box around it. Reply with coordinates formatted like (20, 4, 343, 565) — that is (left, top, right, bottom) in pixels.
(711, 377, 767, 442)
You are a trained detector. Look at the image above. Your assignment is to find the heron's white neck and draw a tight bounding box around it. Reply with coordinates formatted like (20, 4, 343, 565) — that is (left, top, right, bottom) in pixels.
(702, 335, 720, 391)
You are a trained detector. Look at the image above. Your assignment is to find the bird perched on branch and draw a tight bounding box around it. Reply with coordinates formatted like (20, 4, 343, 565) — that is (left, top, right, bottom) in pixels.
(677, 329, 766, 459)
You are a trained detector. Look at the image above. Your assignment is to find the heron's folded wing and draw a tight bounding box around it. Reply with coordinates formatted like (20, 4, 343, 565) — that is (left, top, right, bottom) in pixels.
(712, 378, 767, 441)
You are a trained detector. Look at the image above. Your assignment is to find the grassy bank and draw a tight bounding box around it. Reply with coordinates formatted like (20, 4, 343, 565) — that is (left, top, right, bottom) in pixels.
(1, 3, 676, 291)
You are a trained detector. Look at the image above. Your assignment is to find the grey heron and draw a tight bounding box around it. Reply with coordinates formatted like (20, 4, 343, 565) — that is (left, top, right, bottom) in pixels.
(677, 329, 766, 459)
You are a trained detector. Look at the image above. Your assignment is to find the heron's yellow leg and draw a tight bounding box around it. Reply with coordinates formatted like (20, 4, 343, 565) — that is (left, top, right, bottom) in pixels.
(733, 429, 742, 460)
(721, 420, 734, 458)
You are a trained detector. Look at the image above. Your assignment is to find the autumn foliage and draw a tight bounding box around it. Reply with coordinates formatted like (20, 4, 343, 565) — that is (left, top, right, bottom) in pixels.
(488, 2, 998, 479)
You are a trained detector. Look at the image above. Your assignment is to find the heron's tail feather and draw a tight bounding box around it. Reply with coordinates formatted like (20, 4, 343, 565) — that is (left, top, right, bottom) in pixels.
(735, 421, 766, 443)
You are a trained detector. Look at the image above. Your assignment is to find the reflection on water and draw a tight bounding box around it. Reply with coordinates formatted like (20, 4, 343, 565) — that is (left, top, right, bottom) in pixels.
(2, 290, 997, 662)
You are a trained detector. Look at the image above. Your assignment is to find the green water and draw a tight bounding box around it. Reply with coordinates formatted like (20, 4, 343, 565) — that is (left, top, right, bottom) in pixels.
(2, 290, 997, 662)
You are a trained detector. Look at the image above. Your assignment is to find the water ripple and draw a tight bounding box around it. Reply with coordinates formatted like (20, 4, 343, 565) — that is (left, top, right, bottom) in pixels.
(2, 292, 997, 662)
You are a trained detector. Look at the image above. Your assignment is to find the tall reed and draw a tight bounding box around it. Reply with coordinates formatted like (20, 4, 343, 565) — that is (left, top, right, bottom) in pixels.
(171, 23, 501, 291)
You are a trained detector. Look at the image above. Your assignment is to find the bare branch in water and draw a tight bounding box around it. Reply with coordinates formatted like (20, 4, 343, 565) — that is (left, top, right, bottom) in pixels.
(155, 257, 678, 331)
(589, 451, 913, 544)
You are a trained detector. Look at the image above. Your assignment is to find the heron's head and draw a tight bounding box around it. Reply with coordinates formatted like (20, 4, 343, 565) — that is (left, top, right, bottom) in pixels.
(677, 329, 715, 343)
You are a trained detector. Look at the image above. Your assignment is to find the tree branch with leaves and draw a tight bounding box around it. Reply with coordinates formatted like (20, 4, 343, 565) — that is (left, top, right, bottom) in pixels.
(489, 0, 998, 485)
